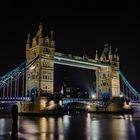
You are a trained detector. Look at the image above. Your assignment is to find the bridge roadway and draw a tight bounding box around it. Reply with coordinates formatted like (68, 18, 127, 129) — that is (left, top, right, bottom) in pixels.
(54, 52, 109, 70)
(62, 98, 103, 105)
(0, 97, 31, 102)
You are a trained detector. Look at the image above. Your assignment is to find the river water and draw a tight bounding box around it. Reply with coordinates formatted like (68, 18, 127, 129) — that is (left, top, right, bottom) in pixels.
(0, 105, 140, 140)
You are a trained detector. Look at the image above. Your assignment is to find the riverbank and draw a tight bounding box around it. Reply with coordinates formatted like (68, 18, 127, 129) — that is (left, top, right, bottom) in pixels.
(17, 107, 134, 116)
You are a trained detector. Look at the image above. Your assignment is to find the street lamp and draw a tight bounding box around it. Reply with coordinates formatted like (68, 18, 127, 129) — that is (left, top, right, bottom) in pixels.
(92, 94, 96, 99)
(30, 65, 35, 70)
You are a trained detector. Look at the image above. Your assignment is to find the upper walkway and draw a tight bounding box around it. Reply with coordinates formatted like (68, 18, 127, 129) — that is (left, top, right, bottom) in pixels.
(54, 52, 109, 70)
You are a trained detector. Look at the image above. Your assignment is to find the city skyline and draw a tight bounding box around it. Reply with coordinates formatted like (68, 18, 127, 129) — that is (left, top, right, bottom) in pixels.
(0, 2, 140, 92)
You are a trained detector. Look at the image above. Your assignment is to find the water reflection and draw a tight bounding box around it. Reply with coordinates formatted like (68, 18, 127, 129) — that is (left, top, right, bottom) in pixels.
(19, 116, 65, 140)
(39, 117, 47, 140)
(91, 120, 100, 140)
(124, 114, 133, 120)
(0, 117, 11, 136)
(0, 112, 140, 140)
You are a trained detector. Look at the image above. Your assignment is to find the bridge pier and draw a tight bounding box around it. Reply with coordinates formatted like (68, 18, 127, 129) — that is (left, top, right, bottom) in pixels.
(11, 104, 18, 137)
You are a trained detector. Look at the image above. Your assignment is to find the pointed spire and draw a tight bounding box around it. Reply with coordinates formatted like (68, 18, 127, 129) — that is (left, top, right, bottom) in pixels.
(113, 53, 117, 61)
(51, 30, 53, 41)
(26, 33, 31, 44)
(26, 33, 31, 49)
(45, 36, 50, 46)
(32, 37, 37, 47)
(39, 22, 42, 30)
(115, 48, 119, 62)
(109, 46, 112, 51)
(117, 55, 119, 62)
(50, 30, 55, 48)
(116, 48, 119, 56)
(104, 41, 109, 47)
(103, 41, 109, 54)
(36, 22, 43, 38)
(100, 56, 103, 61)
(108, 46, 112, 61)
(95, 50, 99, 61)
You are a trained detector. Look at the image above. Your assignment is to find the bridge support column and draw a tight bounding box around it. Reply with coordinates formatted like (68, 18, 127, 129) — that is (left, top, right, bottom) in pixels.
(96, 66, 120, 98)
(96, 67, 112, 98)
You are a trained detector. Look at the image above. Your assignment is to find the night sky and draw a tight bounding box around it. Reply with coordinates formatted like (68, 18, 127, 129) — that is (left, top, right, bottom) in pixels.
(0, 1, 140, 92)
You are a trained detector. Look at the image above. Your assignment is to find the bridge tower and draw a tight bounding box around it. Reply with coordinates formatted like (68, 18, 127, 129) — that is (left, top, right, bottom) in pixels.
(26, 23, 55, 96)
(95, 43, 120, 98)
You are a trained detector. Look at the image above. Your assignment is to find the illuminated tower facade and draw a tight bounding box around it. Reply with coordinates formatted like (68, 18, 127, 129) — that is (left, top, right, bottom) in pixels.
(26, 23, 55, 96)
(95, 43, 120, 98)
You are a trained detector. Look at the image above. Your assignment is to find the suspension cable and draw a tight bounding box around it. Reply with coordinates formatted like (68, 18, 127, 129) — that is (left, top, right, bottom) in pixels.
(119, 70, 140, 101)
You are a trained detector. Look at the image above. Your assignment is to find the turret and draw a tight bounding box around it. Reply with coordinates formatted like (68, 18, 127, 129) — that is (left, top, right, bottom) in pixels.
(112, 48, 119, 62)
(95, 50, 99, 61)
(116, 48, 119, 62)
(100, 42, 109, 62)
(36, 22, 43, 38)
(100, 55, 103, 61)
(113, 52, 117, 61)
(26, 33, 31, 49)
(45, 36, 50, 46)
(108, 46, 113, 61)
(26, 33, 31, 62)
(36, 23, 44, 46)
(51, 30, 53, 41)
(50, 30, 55, 48)
(32, 37, 37, 47)
(104, 42, 108, 48)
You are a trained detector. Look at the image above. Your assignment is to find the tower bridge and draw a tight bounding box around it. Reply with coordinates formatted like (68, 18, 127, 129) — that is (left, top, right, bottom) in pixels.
(25, 23, 120, 98)
(0, 23, 140, 106)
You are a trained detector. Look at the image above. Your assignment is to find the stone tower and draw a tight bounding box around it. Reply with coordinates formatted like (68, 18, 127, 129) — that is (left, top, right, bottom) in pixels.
(95, 43, 120, 98)
(26, 23, 55, 96)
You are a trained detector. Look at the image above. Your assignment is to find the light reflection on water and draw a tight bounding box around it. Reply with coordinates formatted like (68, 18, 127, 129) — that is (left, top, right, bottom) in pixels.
(0, 112, 140, 140)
